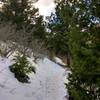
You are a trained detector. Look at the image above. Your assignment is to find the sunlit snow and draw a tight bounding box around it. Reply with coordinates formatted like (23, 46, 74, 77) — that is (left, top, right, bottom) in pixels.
(0, 57, 69, 100)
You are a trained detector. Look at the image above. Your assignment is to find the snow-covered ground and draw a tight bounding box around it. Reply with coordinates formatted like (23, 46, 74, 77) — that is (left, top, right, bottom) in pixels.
(0, 57, 69, 100)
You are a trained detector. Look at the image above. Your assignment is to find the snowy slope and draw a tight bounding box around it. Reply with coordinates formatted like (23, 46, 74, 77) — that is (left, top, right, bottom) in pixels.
(0, 57, 68, 100)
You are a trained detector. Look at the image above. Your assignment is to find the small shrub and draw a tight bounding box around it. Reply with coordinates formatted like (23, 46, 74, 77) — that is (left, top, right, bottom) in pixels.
(9, 54, 36, 83)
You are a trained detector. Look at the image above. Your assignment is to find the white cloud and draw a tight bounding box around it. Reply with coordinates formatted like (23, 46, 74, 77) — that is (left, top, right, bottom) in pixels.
(35, 0, 55, 16)
(36, 0, 54, 6)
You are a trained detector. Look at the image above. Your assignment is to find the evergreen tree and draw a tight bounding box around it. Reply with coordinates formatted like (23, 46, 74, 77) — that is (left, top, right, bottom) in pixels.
(0, 0, 39, 30)
(68, 26, 100, 100)
(0, 0, 46, 49)
(53, 0, 100, 99)
(46, 0, 72, 65)
(33, 16, 46, 39)
(9, 54, 36, 83)
(0, 0, 45, 38)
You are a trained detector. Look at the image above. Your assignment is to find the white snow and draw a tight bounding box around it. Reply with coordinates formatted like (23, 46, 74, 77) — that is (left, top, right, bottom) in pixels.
(0, 57, 69, 100)
(54, 57, 66, 66)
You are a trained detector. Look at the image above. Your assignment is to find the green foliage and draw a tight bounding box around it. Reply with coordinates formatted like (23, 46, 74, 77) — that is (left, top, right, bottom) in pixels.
(0, 0, 46, 46)
(0, 0, 46, 40)
(53, 0, 100, 99)
(46, 31, 68, 54)
(92, 0, 100, 17)
(67, 27, 100, 100)
(0, 0, 39, 29)
(46, 0, 72, 55)
(9, 54, 35, 83)
(33, 16, 46, 39)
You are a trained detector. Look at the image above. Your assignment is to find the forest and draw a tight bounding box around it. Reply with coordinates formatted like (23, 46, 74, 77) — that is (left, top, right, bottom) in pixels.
(0, 0, 100, 100)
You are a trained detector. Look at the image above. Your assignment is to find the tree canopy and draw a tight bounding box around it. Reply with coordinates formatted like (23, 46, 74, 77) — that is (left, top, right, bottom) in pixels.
(49, 0, 100, 99)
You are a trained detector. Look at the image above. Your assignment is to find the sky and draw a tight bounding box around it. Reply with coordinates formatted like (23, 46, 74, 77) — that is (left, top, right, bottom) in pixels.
(35, 0, 55, 16)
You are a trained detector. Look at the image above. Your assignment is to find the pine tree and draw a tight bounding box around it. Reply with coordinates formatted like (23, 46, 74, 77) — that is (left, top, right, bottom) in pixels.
(53, 0, 100, 99)
(33, 16, 46, 39)
(0, 0, 46, 50)
(67, 0, 100, 99)
(0, 0, 46, 39)
(9, 54, 36, 83)
(46, 0, 72, 65)
(0, 0, 38, 29)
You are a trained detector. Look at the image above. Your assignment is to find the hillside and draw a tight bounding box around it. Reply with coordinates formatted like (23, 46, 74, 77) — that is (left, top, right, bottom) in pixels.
(0, 56, 69, 100)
